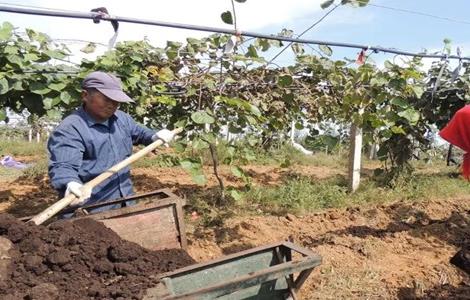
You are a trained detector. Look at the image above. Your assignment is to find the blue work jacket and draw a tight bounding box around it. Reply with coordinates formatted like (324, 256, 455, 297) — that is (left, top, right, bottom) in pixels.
(48, 107, 155, 211)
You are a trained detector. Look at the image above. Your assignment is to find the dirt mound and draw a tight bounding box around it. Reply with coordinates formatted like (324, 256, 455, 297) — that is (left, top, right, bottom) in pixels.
(0, 213, 195, 300)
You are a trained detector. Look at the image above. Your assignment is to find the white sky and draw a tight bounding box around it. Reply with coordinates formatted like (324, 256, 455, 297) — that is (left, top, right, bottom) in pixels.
(2, 0, 467, 66)
(0, 0, 329, 63)
(0, 1, 322, 45)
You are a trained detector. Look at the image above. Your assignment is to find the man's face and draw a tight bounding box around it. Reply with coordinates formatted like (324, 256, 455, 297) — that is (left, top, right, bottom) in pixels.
(82, 90, 119, 122)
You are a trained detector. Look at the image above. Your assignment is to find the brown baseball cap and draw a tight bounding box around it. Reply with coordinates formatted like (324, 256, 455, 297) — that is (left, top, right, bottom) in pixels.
(82, 71, 134, 103)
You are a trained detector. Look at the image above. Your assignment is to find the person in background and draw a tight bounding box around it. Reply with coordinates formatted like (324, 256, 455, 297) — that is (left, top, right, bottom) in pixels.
(439, 105, 470, 180)
(48, 71, 174, 212)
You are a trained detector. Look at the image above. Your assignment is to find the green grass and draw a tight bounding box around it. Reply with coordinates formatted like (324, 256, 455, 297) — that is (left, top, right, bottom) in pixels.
(297, 151, 348, 168)
(20, 158, 48, 179)
(239, 170, 470, 215)
(0, 140, 47, 157)
(187, 173, 357, 226)
(133, 141, 348, 170)
(0, 165, 24, 181)
(0, 158, 48, 181)
(243, 175, 348, 214)
(213, 142, 348, 168)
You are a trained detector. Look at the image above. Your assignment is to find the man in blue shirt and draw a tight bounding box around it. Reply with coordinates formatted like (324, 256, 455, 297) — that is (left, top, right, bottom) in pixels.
(48, 71, 174, 212)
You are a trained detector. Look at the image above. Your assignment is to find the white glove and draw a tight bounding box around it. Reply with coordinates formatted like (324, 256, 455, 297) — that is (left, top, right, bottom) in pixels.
(65, 181, 91, 207)
(152, 129, 175, 144)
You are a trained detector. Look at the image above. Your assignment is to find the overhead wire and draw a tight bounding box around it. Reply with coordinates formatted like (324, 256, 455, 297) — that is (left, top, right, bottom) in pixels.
(359, 1, 470, 26)
(0, 4, 469, 61)
(268, 3, 340, 64)
(4, 2, 467, 103)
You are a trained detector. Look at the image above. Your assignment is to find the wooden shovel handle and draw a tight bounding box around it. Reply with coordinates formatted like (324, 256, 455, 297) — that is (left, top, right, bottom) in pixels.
(29, 128, 183, 225)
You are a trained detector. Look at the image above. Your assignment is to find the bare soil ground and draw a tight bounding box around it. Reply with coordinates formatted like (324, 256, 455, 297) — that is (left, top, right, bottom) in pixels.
(186, 197, 470, 299)
(0, 164, 337, 217)
(1, 164, 470, 299)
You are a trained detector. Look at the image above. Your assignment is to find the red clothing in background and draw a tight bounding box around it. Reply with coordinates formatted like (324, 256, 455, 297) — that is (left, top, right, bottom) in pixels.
(439, 105, 470, 179)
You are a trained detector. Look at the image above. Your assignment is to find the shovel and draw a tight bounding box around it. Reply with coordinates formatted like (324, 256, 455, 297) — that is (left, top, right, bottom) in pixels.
(29, 128, 183, 225)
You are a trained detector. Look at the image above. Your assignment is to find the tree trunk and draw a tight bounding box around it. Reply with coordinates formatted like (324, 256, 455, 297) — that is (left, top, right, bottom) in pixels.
(208, 143, 225, 203)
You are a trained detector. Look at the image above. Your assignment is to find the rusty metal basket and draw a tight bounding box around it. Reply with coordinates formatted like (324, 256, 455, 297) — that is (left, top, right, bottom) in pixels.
(72, 188, 187, 250)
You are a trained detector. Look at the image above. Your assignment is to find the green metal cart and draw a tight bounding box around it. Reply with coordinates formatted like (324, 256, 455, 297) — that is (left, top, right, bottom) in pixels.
(144, 241, 322, 300)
